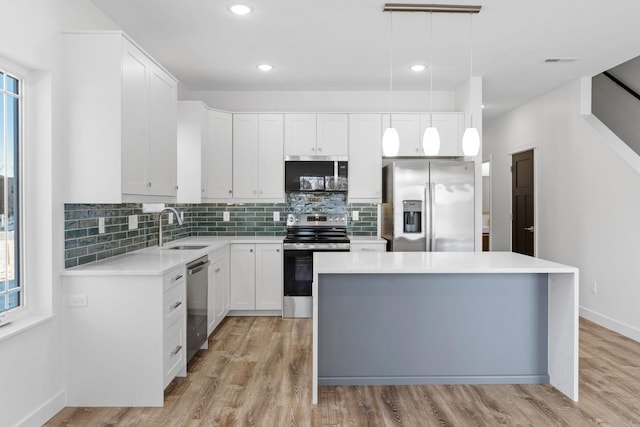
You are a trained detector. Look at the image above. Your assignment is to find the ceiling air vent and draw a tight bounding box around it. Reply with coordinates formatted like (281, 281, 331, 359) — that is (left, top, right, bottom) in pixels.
(544, 57, 580, 63)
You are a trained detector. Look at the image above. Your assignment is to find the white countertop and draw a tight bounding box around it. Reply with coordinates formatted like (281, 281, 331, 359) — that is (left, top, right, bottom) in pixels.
(62, 236, 284, 276)
(314, 251, 578, 274)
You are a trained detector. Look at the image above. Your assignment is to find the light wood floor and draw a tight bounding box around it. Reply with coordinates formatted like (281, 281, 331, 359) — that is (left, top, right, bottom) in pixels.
(46, 317, 640, 426)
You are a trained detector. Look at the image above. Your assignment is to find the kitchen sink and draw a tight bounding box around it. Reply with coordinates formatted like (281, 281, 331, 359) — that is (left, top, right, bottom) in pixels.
(165, 245, 209, 250)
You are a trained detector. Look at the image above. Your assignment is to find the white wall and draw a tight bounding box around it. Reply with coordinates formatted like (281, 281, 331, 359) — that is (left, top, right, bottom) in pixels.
(189, 89, 456, 113)
(0, 1, 117, 426)
(484, 79, 640, 342)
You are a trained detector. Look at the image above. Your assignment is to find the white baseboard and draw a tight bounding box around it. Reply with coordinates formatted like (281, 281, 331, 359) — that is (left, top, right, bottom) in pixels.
(580, 306, 640, 343)
(16, 390, 65, 427)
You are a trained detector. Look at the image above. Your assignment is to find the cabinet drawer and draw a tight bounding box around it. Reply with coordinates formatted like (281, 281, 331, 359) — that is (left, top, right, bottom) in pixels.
(163, 267, 185, 292)
(163, 281, 186, 328)
(163, 316, 186, 389)
(350, 243, 386, 252)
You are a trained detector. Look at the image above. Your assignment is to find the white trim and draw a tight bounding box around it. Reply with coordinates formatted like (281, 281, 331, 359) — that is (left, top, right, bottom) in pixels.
(580, 306, 640, 343)
(15, 389, 65, 427)
(0, 312, 55, 343)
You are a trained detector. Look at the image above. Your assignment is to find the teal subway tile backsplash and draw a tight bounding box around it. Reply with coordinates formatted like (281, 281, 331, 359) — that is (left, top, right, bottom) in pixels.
(64, 199, 378, 268)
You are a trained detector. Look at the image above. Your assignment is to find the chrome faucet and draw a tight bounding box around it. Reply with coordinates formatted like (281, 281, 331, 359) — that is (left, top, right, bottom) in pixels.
(158, 207, 184, 248)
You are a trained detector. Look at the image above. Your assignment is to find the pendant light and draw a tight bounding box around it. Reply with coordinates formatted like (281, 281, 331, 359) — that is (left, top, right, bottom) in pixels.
(422, 12, 440, 156)
(382, 11, 400, 157)
(462, 12, 480, 157)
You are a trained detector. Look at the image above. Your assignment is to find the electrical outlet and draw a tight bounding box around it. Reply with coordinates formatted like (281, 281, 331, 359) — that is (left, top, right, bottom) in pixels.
(273, 212, 280, 221)
(180, 211, 184, 221)
(168, 212, 174, 224)
(352, 211, 359, 221)
(223, 211, 230, 222)
(98, 217, 105, 234)
(591, 281, 597, 295)
(128, 215, 138, 230)
(68, 294, 88, 307)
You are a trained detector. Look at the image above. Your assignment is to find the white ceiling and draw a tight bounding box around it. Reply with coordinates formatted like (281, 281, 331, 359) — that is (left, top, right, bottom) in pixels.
(90, 0, 640, 119)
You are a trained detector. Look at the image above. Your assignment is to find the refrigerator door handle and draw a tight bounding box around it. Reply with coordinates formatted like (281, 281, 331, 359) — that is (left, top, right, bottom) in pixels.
(429, 182, 436, 252)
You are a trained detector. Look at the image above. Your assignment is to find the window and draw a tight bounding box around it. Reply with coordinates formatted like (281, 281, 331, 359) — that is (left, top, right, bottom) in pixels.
(0, 70, 21, 314)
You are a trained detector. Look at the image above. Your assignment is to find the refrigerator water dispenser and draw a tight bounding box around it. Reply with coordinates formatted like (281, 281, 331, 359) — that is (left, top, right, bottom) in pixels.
(403, 200, 422, 233)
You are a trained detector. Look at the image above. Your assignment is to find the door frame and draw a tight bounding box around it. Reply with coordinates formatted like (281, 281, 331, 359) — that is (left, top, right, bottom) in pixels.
(509, 145, 538, 257)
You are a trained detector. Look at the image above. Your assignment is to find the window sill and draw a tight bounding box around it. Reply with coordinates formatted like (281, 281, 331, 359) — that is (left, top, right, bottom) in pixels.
(0, 312, 56, 344)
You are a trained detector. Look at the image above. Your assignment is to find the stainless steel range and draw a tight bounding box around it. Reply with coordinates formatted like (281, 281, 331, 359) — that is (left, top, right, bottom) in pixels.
(283, 213, 350, 318)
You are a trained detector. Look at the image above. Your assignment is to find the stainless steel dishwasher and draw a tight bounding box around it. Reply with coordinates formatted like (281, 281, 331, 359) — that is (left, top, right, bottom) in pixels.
(186, 255, 209, 363)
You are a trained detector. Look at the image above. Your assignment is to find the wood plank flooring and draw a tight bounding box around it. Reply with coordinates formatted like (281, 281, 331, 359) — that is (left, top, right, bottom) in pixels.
(46, 317, 640, 426)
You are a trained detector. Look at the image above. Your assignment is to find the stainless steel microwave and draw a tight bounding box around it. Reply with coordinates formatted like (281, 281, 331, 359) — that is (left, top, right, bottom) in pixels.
(285, 161, 348, 192)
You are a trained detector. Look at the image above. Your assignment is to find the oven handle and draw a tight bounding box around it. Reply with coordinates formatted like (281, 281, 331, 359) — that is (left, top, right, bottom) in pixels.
(283, 243, 351, 251)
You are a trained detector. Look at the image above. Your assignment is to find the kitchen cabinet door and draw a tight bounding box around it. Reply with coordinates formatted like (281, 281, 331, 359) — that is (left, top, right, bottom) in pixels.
(383, 114, 422, 156)
(284, 113, 316, 157)
(148, 62, 178, 196)
(316, 114, 348, 156)
(255, 244, 282, 310)
(348, 114, 382, 201)
(121, 39, 151, 195)
(208, 247, 230, 335)
(230, 244, 256, 310)
(232, 114, 260, 198)
(205, 110, 233, 200)
(258, 114, 284, 199)
(420, 113, 464, 156)
(177, 101, 206, 203)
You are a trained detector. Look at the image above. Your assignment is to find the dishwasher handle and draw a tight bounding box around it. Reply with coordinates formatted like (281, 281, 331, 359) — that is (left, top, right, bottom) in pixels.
(188, 260, 210, 275)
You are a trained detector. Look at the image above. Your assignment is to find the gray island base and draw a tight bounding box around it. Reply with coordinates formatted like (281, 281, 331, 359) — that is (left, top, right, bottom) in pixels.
(311, 252, 579, 405)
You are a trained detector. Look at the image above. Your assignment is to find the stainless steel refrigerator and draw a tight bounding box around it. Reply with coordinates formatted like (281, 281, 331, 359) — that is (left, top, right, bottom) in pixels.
(382, 160, 475, 251)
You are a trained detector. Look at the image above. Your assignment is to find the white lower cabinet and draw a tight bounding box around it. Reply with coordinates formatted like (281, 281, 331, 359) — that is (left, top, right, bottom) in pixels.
(207, 246, 230, 336)
(63, 266, 187, 407)
(230, 243, 282, 312)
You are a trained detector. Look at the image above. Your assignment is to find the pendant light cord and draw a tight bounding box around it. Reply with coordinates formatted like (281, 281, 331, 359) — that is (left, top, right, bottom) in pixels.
(429, 12, 434, 127)
(468, 13, 473, 128)
(389, 12, 394, 120)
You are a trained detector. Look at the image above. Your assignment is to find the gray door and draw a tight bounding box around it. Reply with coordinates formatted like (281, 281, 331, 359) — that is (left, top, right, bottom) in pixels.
(429, 161, 475, 251)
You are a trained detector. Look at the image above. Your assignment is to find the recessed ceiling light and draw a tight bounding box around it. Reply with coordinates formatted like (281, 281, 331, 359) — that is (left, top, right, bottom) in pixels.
(230, 4, 252, 15)
(410, 64, 426, 72)
(257, 64, 273, 72)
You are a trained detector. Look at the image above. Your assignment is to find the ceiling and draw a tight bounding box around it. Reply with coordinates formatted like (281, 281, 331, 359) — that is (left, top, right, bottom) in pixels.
(90, 0, 640, 119)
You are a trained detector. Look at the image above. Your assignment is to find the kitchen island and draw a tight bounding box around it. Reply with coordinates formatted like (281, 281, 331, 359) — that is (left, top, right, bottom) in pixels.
(312, 251, 578, 404)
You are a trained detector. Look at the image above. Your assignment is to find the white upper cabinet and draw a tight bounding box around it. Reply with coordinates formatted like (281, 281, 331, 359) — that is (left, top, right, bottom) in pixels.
(316, 114, 348, 156)
(348, 114, 382, 202)
(205, 110, 233, 200)
(177, 103, 233, 203)
(285, 113, 348, 157)
(62, 32, 178, 203)
(382, 113, 464, 157)
(420, 113, 465, 157)
(233, 114, 284, 201)
(176, 101, 206, 203)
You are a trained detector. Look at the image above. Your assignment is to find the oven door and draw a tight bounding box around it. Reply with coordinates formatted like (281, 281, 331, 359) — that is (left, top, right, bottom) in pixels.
(283, 247, 348, 318)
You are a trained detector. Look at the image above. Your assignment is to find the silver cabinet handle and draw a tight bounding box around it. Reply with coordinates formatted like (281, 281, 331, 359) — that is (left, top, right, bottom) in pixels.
(147, 182, 152, 187)
(228, 190, 232, 194)
(171, 345, 182, 356)
(249, 249, 253, 253)
(174, 275, 183, 281)
(276, 249, 280, 252)
(171, 301, 182, 310)
(360, 248, 376, 252)
(202, 188, 205, 193)
(318, 147, 322, 152)
(215, 268, 221, 273)
(524, 226, 534, 232)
